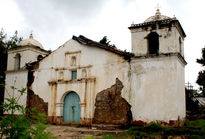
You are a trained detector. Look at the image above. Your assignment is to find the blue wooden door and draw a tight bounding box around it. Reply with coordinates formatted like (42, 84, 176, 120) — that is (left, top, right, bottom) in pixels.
(63, 91, 80, 122)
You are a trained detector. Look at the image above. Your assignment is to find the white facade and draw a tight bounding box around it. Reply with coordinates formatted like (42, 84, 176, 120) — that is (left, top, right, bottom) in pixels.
(5, 10, 187, 125)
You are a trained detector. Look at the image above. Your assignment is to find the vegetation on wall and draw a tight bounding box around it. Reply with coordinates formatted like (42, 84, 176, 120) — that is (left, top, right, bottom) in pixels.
(99, 36, 116, 48)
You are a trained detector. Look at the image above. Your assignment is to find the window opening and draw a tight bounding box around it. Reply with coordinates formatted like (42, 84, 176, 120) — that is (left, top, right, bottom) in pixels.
(179, 37, 182, 53)
(71, 70, 77, 79)
(147, 32, 159, 54)
(14, 53, 21, 70)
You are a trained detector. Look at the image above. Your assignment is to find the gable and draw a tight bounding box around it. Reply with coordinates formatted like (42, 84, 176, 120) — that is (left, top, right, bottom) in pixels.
(36, 35, 133, 70)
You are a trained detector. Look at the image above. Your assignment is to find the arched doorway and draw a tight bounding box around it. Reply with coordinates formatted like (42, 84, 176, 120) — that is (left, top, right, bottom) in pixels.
(63, 91, 80, 122)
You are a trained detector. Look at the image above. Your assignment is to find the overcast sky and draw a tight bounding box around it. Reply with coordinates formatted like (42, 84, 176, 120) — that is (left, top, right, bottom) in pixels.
(1, 0, 205, 89)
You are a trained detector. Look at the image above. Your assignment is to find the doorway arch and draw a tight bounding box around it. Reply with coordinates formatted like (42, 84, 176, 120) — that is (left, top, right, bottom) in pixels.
(63, 91, 80, 122)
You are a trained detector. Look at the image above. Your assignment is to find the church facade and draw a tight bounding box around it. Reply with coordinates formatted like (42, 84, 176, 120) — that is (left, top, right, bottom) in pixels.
(4, 9, 186, 125)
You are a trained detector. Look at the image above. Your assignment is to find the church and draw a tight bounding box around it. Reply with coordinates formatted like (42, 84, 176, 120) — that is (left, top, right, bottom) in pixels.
(4, 9, 186, 126)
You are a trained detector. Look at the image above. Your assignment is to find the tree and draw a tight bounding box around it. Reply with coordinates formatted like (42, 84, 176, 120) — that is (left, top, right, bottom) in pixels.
(196, 47, 205, 96)
(0, 29, 23, 117)
(99, 36, 116, 48)
(7, 30, 23, 48)
(0, 29, 7, 117)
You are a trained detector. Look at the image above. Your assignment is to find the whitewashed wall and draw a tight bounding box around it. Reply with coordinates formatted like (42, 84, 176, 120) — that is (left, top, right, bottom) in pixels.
(130, 55, 185, 122)
(4, 70, 28, 114)
(31, 39, 130, 121)
(7, 48, 48, 71)
(130, 26, 184, 56)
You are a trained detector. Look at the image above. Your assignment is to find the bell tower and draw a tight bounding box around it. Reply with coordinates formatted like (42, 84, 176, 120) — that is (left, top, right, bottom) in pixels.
(4, 34, 51, 114)
(128, 9, 187, 123)
(7, 34, 50, 71)
(128, 9, 186, 57)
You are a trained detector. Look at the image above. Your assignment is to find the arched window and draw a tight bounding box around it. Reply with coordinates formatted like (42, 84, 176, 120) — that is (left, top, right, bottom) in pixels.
(147, 32, 159, 54)
(14, 53, 21, 70)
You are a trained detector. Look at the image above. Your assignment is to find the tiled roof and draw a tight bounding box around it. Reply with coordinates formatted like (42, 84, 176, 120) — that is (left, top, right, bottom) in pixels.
(72, 35, 134, 61)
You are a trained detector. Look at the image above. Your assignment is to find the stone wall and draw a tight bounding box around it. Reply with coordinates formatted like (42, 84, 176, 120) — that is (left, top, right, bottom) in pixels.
(94, 78, 132, 126)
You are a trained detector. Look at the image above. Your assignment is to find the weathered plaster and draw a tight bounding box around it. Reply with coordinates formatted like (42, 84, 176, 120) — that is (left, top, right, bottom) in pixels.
(31, 40, 130, 124)
(4, 12, 187, 126)
(130, 55, 185, 122)
(4, 70, 28, 114)
(130, 26, 184, 57)
(7, 47, 49, 71)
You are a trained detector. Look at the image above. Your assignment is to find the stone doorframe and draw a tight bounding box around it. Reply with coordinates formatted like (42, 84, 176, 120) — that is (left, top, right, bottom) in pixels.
(58, 91, 87, 123)
(53, 78, 96, 125)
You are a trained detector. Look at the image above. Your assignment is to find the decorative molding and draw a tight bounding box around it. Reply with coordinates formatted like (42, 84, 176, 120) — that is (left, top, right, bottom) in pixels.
(56, 103, 63, 107)
(79, 102, 86, 106)
(5, 68, 27, 73)
(65, 50, 81, 55)
(54, 64, 93, 71)
(48, 77, 96, 85)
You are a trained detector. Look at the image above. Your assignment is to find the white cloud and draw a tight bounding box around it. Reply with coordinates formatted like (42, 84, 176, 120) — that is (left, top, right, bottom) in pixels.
(0, 0, 27, 35)
(1, 0, 205, 88)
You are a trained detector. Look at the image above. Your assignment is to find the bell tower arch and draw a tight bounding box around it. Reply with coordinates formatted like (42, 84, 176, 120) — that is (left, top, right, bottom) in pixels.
(129, 9, 186, 57)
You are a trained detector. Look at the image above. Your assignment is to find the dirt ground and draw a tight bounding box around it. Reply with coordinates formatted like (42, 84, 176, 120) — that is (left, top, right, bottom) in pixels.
(46, 125, 127, 139)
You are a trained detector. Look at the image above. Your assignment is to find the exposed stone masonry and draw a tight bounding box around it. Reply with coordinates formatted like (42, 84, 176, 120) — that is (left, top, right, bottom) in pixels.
(27, 90, 48, 115)
(94, 78, 132, 126)
(26, 63, 48, 116)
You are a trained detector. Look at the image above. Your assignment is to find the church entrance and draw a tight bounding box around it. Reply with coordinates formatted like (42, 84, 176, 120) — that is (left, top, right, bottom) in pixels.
(63, 91, 80, 123)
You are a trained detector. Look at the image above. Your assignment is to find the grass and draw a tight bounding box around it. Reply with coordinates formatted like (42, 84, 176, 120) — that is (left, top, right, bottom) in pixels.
(125, 119, 205, 138)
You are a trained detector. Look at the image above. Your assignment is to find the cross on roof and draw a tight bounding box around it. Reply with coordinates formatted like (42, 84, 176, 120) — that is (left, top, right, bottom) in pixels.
(155, 3, 161, 10)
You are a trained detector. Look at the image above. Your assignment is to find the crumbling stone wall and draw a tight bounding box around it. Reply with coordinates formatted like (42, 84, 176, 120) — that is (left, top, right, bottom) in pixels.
(27, 90, 48, 115)
(94, 78, 132, 126)
(26, 65, 48, 116)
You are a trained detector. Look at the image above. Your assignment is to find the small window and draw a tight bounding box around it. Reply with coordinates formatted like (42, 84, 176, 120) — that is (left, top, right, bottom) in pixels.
(14, 53, 21, 70)
(179, 37, 182, 53)
(71, 70, 77, 79)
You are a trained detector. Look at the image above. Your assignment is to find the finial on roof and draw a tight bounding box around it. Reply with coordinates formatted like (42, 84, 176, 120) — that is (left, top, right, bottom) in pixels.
(131, 21, 135, 26)
(29, 33, 33, 39)
(144, 4, 171, 22)
(155, 3, 161, 16)
(29, 31, 33, 39)
(173, 15, 177, 20)
(155, 9, 161, 16)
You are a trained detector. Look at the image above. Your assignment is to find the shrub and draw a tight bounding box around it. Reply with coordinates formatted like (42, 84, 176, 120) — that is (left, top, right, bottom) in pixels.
(0, 84, 53, 139)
